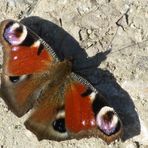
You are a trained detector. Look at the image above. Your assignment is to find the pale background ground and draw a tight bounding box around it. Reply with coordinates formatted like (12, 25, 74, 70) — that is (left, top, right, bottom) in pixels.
(0, 0, 148, 148)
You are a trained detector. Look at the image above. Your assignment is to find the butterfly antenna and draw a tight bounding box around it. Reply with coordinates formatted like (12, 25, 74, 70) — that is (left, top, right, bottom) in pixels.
(106, 6, 148, 54)
(104, 8, 130, 54)
(77, 8, 132, 73)
(59, 18, 63, 28)
(0, 84, 2, 98)
(96, 7, 131, 57)
(18, 1, 39, 20)
(0, 92, 2, 98)
(110, 39, 148, 54)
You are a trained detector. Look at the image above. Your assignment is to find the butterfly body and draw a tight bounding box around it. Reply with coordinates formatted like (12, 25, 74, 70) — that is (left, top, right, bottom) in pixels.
(0, 19, 123, 144)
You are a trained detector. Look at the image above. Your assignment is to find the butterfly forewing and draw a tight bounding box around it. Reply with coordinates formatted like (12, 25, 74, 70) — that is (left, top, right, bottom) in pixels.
(0, 19, 54, 76)
(0, 20, 56, 116)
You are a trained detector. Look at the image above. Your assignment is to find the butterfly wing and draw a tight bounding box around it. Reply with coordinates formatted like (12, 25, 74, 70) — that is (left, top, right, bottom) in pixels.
(25, 73, 123, 143)
(0, 20, 56, 116)
(65, 74, 123, 143)
(24, 80, 68, 141)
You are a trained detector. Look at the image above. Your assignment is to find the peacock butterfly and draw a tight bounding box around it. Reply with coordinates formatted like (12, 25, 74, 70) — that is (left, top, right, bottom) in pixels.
(0, 19, 123, 144)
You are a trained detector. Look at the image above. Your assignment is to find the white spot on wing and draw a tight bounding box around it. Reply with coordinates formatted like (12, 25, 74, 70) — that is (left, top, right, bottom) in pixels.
(12, 47, 18, 51)
(19, 75, 28, 81)
(82, 120, 86, 126)
(89, 92, 96, 102)
(31, 40, 41, 48)
(56, 110, 65, 119)
(91, 119, 96, 126)
(13, 56, 18, 60)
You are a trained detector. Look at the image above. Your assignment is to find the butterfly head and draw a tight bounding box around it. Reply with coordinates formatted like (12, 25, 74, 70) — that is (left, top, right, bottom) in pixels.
(3, 21, 27, 45)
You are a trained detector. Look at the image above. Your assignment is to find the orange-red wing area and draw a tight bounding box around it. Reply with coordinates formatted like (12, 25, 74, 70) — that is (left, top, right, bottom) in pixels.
(0, 19, 54, 76)
(65, 82, 96, 133)
(8, 46, 53, 75)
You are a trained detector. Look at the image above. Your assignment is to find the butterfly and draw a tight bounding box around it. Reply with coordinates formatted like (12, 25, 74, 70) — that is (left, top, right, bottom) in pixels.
(0, 19, 123, 144)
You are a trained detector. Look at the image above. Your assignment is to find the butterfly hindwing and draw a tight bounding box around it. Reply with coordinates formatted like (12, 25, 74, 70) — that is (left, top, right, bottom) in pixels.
(65, 74, 123, 143)
(24, 80, 68, 141)
(25, 73, 123, 143)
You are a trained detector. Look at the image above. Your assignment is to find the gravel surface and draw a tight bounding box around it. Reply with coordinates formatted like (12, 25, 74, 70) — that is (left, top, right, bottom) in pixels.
(0, 0, 148, 147)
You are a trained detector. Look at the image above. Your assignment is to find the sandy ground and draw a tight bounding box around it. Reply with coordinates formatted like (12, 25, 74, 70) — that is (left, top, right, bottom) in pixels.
(0, 0, 148, 147)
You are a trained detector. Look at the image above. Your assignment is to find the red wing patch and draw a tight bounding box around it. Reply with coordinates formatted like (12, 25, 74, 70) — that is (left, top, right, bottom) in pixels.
(8, 45, 53, 75)
(65, 82, 96, 132)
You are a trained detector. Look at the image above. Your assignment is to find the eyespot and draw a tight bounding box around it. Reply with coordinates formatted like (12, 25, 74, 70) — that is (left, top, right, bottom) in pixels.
(52, 118, 66, 133)
(8, 75, 29, 83)
(9, 76, 20, 83)
(96, 106, 119, 135)
(4, 22, 27, 45)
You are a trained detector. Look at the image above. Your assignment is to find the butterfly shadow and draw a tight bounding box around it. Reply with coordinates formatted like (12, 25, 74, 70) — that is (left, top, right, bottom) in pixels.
(21, 16, 140, 141)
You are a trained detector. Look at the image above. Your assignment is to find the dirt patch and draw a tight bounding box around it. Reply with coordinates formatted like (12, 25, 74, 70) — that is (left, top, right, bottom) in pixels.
(0, 0, 148, 147)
